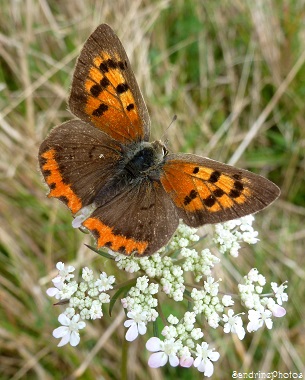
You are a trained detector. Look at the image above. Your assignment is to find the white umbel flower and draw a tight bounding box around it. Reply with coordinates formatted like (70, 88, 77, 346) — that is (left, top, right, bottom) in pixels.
(146, 337, 182, 368)
(124, 310, 148, 341)
(223, 309, 245, 340)
(53, 314, 86, 347)
(193, 342, 220, 376)
(247, 308, 273, 332)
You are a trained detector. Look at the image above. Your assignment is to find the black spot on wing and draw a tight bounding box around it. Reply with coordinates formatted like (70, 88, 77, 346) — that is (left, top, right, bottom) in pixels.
(213, 189, 224, 198)
(126, 103, 135, 111)
(116, 83, 129, 94)
(203, 195, 216, 207)
(208, 170, 221, 183)
(184, 189, 198, 205)
(92, 103, 109, 116)
(229, 180, 244, 198)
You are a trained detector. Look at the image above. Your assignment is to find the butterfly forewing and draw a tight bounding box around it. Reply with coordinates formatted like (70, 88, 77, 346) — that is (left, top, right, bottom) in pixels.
(39, 120, 123, 214)
(160, 154, 280, 227)
(69, 24, 150, 144)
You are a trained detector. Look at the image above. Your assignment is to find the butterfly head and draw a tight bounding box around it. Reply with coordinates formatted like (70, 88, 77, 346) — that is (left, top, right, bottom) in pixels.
(151, 140, 168, 160)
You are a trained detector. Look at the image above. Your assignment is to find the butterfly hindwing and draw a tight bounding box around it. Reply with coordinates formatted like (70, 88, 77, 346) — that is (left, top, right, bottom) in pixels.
(69, 24, 150, 144)
(38, 120, 123, 214)
(82, 179, 179, 257)
(160, 153, 280, 227)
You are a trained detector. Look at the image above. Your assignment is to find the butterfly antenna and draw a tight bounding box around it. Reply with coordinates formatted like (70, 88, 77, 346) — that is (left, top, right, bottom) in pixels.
(162, 114, 177, 144)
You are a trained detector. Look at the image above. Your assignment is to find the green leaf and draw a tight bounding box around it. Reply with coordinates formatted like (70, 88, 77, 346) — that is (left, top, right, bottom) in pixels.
(85, 244, 115, 260)
(109, 282, 135, 317)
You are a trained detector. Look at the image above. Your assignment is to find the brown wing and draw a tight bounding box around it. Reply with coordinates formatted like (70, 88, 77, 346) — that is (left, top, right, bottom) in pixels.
(69, 24, 150, 144)
(38, 120, 123, 214)
(82, 180, 179, 257)
(160, 153, 280, 227)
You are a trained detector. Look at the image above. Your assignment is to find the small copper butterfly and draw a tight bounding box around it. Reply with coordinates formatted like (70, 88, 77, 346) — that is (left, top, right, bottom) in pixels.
(39, 24, 280, 256)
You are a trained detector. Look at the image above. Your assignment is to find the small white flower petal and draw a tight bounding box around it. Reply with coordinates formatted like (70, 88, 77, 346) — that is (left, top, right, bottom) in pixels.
(148, 352, 168, 368)
(71, 314, 80, 323)
(137, 322, 147, 335)
(168, 354, 179, 367)
(146, 337, 162, 352)
(77, 321, 86, 330)
(72, 205, 95, 228)
(70, 331, 80, 346)
(125, 323, 139, 342)
(72, 215, 85, 228)
(237, 327, 246, 340)
(193, 356, 201, 368)
(209, 351, 220, 362)
(203, 359, 214, 377)
(52, 276, 63, 284)
(247, 321, 260, 332)
(124, 319, 133, 328)
(272, 305, 286, 317)
(180, 356, 194, 367)
(265, 318, 273, 329)
(195, 357, 206, 372)
(57, 333, 71, 347)
(53, 326, 69, 339)
(46, 288, 59, 297)
(56, 262, 64, 271)
(58, 314, 70, 326)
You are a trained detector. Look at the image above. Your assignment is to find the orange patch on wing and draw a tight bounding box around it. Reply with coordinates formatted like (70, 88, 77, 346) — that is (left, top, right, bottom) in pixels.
(231, 191, 250, 204)
(215, 176, 235, 193)
(215, 175, 251, 204)
(93, 56, 103, 67)
(83, 217, 148, 255)
(214, 193, 235, 208)
(83, 52, 144, 143)
(182, 164, 214, 179)
(41, 149, 82, 214)
(161, 166, 203, 211)
(88, 66, 104, 84)
(161, 162, 252, 213)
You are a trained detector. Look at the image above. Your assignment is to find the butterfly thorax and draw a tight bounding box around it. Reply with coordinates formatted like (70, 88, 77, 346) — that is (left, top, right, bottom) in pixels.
(123, 140, 167, 179)
(93, 140, 166, 208)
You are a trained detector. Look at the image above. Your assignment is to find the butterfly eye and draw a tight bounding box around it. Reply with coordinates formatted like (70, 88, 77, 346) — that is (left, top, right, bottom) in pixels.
(162, 146, 168, 156)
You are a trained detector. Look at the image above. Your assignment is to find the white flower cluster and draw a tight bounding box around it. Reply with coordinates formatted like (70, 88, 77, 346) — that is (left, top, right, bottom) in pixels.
(115, 255, 140, 273)
(121, 276, 159, 341)
(46, 217, 288, 377)
(238, 268, 287, 332)
(117, 251, 186, 301)
(191, 277, 224, 328)
(213, 215, 259, 256)
(181, 247, 220, 282)
(168, 223, 200, 250)
(145, 313, 219, 377)
(115, 223, 219, 299)
(47, 262, 115, 346)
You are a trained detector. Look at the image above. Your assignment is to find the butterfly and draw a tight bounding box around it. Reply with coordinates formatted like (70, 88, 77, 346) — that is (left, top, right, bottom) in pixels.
(38, 24, 280, 257)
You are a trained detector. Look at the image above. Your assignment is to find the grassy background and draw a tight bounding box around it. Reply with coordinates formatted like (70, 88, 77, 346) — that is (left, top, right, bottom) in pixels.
(1, 0, 305, 379)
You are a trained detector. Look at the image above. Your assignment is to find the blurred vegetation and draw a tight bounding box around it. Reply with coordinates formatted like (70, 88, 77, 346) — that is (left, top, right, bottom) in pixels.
(0, 0, 304, 379)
